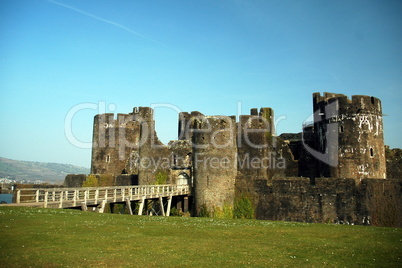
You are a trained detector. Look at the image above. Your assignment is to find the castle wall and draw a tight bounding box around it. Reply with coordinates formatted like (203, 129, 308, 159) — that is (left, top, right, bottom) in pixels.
(386, 147, 402, 179)
(235, 176, 401, 227)
(178, 111, 205, 141)
(359, 178, 402, 227)
(64, 174, 86, 187)
(298, 125, 319, 178)
(137, 121, 170, 184)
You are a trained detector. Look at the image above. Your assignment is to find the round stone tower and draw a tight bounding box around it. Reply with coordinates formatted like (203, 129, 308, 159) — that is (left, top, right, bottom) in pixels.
(313, 92, 386, 183)
(191, 115, 237, 216)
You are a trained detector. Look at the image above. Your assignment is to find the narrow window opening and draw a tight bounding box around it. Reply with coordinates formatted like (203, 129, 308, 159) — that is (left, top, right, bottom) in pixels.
(106, 155, 110, 162)
(370, 148, 374, 157)
(340, 125, 344, 133)
(371, 96, 375, 104)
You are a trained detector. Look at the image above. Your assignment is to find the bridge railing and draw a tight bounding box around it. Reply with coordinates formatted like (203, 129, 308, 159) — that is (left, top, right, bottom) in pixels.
(15, 184, 190, 207)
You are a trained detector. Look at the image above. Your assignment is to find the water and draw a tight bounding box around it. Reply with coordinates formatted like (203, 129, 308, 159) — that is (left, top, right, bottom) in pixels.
(0, 194, 13, 204)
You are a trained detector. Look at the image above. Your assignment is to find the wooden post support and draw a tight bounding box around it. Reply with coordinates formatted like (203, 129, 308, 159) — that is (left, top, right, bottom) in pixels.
(95, 189, 99, 204)
(98, 200, 106, 213)
(183, 196, 189, 213)
(81, 202, 88, 211)
(16, 190, 21, 203)
(35, 190, 40, 202)
(84, 189, 88, 203)
(73, 190, 77, 207)
(159, 196, 165, 216)
(176, 199, 183, 213)
(166, 195, 173, 216)
(59, 191, 64, 208)
(138, 196, 145, 216)
(44, 191, 48, 208)
(126, 198, 133, 215)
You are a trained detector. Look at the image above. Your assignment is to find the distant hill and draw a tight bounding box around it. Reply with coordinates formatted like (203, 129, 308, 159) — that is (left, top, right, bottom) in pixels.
(0, 157, 89, 183)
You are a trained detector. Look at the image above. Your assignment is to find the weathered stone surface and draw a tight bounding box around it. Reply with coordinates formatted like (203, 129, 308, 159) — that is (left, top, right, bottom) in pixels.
(115, 174, 138, 186)
(312, 93, 386, 183)
(62, 92, 401, 226)
(64, 174, 86, 187)
(236, 175, 401, 227)
(386, 147, 402, 179)
(192, 115, 237, 215)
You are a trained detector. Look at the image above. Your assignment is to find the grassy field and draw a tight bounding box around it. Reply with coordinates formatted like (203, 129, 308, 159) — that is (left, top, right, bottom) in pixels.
(0, 207, 400, 267)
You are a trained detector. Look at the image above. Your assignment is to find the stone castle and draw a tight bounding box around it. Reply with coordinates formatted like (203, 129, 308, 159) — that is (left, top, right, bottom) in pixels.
(66, 92, 401, 226)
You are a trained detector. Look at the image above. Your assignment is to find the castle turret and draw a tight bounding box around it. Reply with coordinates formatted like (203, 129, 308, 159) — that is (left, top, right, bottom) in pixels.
(90, 113, 140, 176)
(312, 92, 386, 183)
(192, 115, 237, 216)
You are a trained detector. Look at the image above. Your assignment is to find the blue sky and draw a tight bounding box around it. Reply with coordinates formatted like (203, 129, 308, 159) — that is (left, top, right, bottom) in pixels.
(1, 0, 401, 168)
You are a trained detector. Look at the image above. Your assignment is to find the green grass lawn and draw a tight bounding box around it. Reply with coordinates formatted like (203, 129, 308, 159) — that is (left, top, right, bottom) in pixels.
(0, 207, 400, 267)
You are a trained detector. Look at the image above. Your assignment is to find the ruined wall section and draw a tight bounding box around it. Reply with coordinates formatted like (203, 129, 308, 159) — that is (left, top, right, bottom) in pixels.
(313, 92, 386, 183)
(192, 115, 237, 216)
(90, 107, 170, 184)
(385, 147, 402, 179)
(134, 107, 170, 185)
(178, 111, 204, 141)
(237, 108, 297, 182)
(299, 125, 319, 178)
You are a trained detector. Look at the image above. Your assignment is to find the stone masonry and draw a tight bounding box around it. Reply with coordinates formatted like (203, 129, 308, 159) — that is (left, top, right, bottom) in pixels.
(65, 92, 401, 226)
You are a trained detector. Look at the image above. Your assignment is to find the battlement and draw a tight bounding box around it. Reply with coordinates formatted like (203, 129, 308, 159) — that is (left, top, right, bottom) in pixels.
(132, 106, 154, 122)
(350, 95, 382, 114)
(313, 92, 382, 115)
(192, 115, 236, 132)
(93, 113, 138, 128)
(313, 92, 346, 103)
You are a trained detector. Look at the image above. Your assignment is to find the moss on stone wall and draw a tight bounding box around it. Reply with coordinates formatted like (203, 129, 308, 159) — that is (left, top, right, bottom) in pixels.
(154, 171, 169, 185)
(82, 174, 114, 187)
(234, 195, 255, 219)
(82, 174, 98, 187)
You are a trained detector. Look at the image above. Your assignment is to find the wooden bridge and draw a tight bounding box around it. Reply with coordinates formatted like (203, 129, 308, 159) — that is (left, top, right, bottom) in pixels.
(2, 184, 191, 216)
